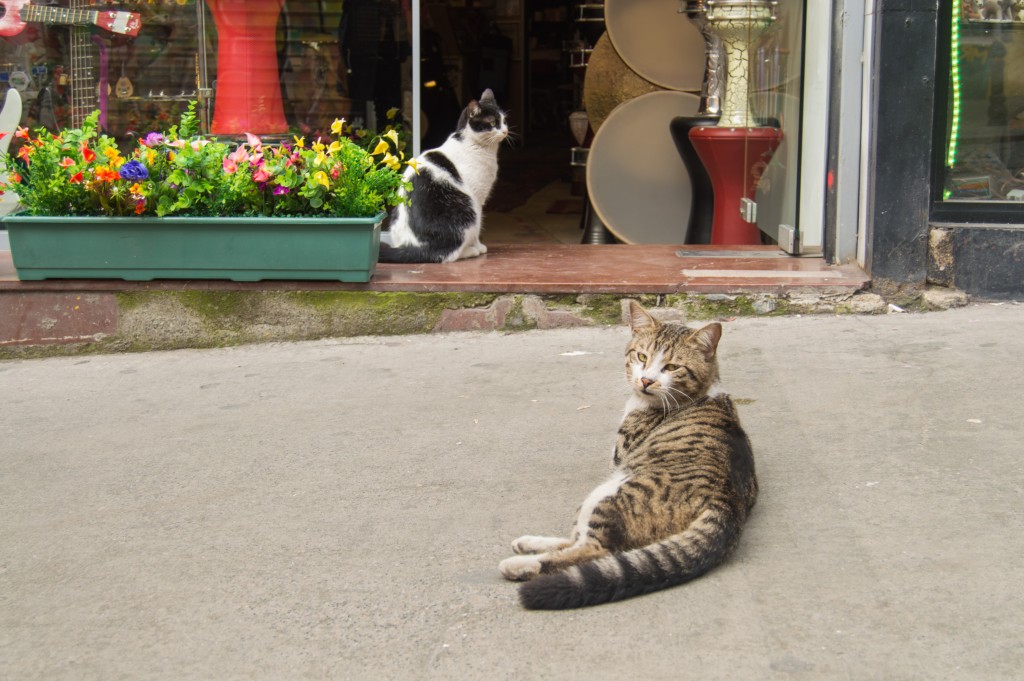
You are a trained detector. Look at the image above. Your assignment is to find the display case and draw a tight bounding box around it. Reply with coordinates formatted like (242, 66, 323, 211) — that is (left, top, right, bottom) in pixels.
(0, 1, 200, 137)
(941, 1, 1024, 204)
(0, 1, 392, 144)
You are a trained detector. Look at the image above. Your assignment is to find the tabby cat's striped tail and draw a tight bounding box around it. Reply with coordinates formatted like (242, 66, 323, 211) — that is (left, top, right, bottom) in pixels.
(518, 510, 742, 610)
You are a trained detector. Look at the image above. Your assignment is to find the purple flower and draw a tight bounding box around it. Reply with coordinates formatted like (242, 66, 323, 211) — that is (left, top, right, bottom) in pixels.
(273, 185, 290, 196)
(118, 160, 149, 181)
(141, 132, 165, 147)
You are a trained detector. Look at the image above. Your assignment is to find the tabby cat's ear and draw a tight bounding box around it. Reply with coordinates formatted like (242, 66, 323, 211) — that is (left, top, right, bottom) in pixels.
(693, 323, 722, 359)
(627, 300, 658, 332)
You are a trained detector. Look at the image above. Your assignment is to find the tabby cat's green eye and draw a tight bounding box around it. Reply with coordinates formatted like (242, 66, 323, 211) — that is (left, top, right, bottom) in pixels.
(663, 364, 680, 372)
(637, 352, 648, 363)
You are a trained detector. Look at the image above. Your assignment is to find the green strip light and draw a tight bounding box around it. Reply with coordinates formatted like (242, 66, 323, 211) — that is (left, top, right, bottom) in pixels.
(946, 1, 961, 169)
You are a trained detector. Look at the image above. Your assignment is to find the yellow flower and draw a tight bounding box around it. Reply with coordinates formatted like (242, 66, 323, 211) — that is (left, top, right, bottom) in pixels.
(330, 118, 346, 135)
(103, 147, 122, 165)
(312, 137, 325, 153)
(381, 153, 401, 171)
(293, 135, 305, 149)
(406, 158, 421, 174)
(327, 141, 342, 155)
(314, 151, 328, 166)
(371, 140, 389, 156)
(384, 129, 399, 146)
(386, 107, 399, 120)
(145, 149, 156, 165)
(313, 170, 330, 188)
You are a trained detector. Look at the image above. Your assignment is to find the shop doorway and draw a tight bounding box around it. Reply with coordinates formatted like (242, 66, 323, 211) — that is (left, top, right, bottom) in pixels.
(411, 1, 818, 253)
(412, 1, 585, 246)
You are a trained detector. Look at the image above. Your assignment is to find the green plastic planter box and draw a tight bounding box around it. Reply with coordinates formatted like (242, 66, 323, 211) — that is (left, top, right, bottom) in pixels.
(3, 213, 383, 282)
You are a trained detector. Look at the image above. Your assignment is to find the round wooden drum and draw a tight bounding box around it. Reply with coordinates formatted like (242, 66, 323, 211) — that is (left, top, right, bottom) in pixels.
(587, 91, 701, 244)
(604, 0, 706, 93)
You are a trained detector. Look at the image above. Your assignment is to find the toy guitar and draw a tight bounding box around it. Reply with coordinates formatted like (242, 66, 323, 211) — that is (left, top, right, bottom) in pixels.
(0, 1, 141, 37)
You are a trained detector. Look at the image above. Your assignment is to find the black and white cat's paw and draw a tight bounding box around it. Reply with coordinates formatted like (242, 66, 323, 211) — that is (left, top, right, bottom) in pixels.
(499, 554, 543, 581)
(512, 535, 570, 554)
(460, 243, 487, 259)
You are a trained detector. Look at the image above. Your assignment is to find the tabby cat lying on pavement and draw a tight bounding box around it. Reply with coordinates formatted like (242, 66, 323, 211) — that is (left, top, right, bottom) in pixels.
(500, 301, 758, 609)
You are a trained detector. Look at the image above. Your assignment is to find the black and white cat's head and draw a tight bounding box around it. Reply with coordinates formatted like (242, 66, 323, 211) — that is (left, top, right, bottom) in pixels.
(456, 89, 509, 147)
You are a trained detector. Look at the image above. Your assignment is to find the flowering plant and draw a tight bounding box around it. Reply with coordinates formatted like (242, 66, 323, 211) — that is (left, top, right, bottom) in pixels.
(0, 103, 413, 219)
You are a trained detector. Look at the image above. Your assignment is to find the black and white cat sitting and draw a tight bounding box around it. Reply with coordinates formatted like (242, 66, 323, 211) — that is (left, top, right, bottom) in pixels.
(379, 89, 508, 264)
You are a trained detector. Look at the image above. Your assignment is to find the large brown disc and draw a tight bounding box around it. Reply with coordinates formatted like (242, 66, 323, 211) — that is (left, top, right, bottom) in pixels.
(583, 32, 664, 133)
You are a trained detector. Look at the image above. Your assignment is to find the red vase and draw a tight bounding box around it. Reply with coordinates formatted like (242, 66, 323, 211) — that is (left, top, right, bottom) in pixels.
(208, 0, 288, 135)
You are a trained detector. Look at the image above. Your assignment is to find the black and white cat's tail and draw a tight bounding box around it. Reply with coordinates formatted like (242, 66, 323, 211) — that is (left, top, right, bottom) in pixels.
(518, 509, 742, 610)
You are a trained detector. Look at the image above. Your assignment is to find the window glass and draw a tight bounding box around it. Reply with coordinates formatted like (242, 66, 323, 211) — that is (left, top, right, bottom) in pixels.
(0, 2, 407, 142)
(943, 3, 1024, 203)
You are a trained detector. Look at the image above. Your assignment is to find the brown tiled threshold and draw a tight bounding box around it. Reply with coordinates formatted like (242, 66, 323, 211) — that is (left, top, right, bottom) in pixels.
(0, 245, 866, 295)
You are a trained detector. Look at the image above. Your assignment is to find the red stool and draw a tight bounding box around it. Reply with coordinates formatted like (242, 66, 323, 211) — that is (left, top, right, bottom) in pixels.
(689, 126, 782, 245)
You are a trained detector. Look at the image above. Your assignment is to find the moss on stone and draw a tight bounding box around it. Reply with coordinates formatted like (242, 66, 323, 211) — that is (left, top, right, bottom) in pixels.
(288, 291, 499, 336)
(177, 290, 253, 321)
(574, 295, 626, 326)
(662, 293, 758, 319)
(499, 296, 537, 331)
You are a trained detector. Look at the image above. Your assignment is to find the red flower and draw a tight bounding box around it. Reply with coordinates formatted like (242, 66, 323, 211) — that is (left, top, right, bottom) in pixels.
(134, 200, 146, 215)
(69, 172, 84, 184)
(80, 144, 96, 163)
(59, 157, 75, 168)
(16, 145, 32, 163)
(14, 127, 29, 139)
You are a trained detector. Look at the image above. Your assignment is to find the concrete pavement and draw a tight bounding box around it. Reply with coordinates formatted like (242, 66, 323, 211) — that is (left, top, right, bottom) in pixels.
(2, 303, 1023, 680)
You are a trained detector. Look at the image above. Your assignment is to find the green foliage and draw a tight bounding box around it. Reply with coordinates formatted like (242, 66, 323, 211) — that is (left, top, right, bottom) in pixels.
(0, 103, 412, 219)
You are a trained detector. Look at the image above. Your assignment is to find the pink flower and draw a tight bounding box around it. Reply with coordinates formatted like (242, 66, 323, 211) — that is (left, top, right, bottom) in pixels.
(228, 145, 249, 166)
(222, 157, 238, 174)
(59, 157, 75, 168)
(252, 167, 271, 183)
(273, 185, 290, 196)
(244, 133, 263, 153)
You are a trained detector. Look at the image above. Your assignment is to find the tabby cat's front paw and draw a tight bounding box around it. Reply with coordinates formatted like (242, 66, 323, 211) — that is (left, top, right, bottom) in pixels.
(512, 535, 569, 555)
(499, 555, 542, 581)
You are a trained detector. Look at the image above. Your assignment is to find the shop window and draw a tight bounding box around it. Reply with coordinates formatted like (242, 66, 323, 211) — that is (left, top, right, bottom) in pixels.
(943, 2, 1024, 203)
(0, 2, 408, 143)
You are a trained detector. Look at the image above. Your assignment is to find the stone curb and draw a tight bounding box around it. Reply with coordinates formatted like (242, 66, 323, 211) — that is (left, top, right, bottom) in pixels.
(0, 287, 970, 358)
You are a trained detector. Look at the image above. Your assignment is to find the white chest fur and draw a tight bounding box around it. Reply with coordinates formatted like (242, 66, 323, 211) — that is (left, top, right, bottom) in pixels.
(434, 137, 500, 205)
